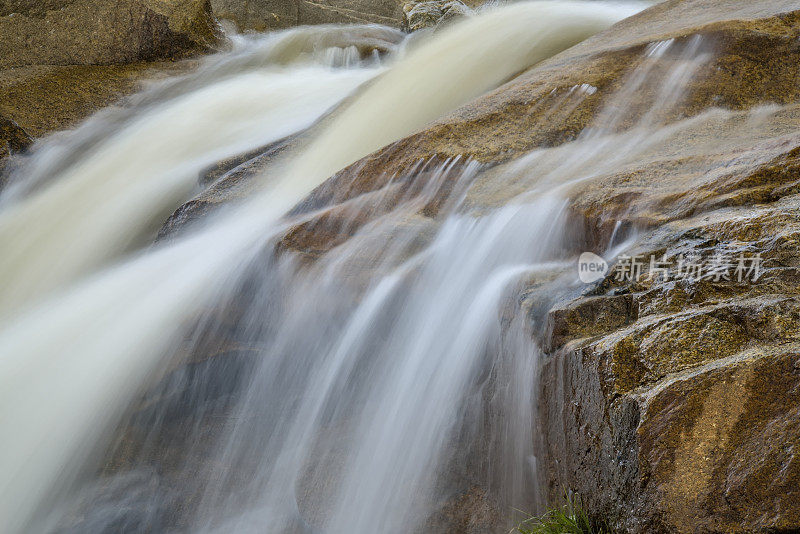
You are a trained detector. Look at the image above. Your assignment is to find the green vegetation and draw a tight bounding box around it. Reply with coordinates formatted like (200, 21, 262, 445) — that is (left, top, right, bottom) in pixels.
(514, 494, 615, 534)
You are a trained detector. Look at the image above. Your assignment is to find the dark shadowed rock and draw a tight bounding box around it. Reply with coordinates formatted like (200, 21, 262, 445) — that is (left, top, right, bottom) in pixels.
(0, 113, 32, 186)
(0, 114, 31, 158)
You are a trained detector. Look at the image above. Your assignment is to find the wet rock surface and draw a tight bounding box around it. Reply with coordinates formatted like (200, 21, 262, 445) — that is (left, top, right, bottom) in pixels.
(537, 189, 800, 532)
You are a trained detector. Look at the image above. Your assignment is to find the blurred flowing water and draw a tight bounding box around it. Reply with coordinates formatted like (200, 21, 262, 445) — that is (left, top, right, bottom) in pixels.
(0, 2, 730, 533)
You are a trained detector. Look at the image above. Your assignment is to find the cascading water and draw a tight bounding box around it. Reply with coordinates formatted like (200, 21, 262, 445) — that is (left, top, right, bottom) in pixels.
(0, 2, 688, 533)
(0, 27, 399, 317)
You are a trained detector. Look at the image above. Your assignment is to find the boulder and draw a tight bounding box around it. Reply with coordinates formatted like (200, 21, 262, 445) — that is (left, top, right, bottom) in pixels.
(402, 0, 471, 32)
(0, 0, 218, 141)
(297, 0, 404, 26)
(0, 114, 31, 159)
(535, 183, 800, 532)
(0, 0, 222, 68)
(0, 61, 197, 137)
(210, 0, 298, 30)
(210, 0, 405, 31)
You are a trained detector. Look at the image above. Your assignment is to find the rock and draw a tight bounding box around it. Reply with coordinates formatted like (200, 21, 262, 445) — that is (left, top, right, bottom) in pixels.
(0, 0, 219, 141)
(210, 0, 298, 30)
(637, 347, 800, 532)
(536, 182, 800, 531)
(0, 114, 32, 188)
(0, 0, 222, 69)
(296, 0, 404, 27)
(402, 0, 471, 32)
(210, 0, 405, 31)
(0, 115, 32, 159)
(540, 342, 800, 533)
(0, 61, 198, 137)
(544, 293, 638, 353)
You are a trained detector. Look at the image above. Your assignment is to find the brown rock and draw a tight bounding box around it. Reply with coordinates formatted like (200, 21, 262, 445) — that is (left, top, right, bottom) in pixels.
(638, 346, 800, 532)
(539, 343, 800, 533)
(544, 293, 638, 353)
(0, 0, 222, 69)
(536, 179, 800, 530)
(0, 61, 198, 137)
(297, 0, 404, 27)
(210, 0, 405, 31)
(210, 0, 298, 30)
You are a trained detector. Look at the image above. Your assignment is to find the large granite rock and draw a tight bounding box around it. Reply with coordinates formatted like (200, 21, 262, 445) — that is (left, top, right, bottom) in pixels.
(539, 191, 800, 532)
(402, 0, 471, 32)
(210, 0, 404, 31)
(0, 0, 219, 152)
(0, 0, 221, 68)
(0, 62, 196, 137)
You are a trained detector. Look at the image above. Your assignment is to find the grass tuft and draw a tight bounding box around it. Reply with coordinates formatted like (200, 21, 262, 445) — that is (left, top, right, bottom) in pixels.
(514, 493, 615, 534)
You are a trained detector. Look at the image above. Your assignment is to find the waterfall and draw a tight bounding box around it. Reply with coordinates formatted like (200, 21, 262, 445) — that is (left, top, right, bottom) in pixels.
(0, 2, 651, 533)
(0, 30, 393, 317)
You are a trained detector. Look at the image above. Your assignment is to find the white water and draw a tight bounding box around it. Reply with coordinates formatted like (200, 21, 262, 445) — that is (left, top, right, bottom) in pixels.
(0, 40, 385, 317)
(0, 2, 649, 532)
